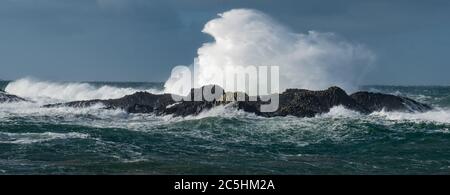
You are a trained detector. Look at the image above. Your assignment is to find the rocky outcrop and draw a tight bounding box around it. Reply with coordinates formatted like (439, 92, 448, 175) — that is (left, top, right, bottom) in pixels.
(0, 90, 27, 103)
(43, 85, 432, 117)
(236, 87, 371, 117)
(44, 92, 178, 114)
(44, 85, 226, 117)
(350, 91, 432, 112)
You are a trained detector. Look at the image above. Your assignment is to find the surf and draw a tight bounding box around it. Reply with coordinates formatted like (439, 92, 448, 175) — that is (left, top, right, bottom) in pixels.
(4, 77, 163, 104)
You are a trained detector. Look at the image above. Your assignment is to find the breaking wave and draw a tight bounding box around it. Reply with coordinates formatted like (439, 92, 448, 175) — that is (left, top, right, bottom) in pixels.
(371, 108, 450, 124)
(5, 78, 162, 104)
(316, 105, 450, 124)
(165, 9, 375, 95)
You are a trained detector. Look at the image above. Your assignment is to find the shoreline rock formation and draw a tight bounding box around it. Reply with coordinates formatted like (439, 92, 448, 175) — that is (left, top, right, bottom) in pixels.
(43, 85, 432, 117)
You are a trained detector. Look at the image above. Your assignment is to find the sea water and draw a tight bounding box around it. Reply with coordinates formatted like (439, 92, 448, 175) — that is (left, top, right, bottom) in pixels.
(1, 79, 450, 174)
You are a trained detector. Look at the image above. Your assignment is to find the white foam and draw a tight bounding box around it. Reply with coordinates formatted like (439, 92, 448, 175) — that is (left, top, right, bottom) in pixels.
(318, 105, 362, 118)
(162, 102, 257, 122)
(5, 77, 162, 104)
(0, 132, 89, 144)
(165, 9, 375, 95)
(0, 101, 127, 119)
(0, 100, 173, 131)
(371, 108, 450, 124)
(165, 102, 181, 109)
(0, 101, 133, 132)
(188, 103, 254, 119)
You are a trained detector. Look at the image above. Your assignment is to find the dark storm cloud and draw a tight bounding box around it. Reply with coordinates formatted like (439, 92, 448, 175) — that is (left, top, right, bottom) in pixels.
(0, 0, 449, 85)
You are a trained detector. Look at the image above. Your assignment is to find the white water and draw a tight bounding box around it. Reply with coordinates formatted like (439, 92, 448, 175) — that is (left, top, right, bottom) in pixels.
(5, 78, 162, 104)
(318, 105, 362, 118)
(1, 98, 450, 131)
(2, 78, 450, 129)
(316, 105, 450, 124)
(371, 108, 450, 124)
(165, 9, 375, 95)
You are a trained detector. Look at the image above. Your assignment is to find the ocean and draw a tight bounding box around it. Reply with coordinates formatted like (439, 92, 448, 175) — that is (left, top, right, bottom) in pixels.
(1, 78, 450, 174)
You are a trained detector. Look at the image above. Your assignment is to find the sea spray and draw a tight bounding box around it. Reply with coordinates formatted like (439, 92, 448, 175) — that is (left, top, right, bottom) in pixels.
(164, 9, 375, 95)
(4, 78, 162, 103)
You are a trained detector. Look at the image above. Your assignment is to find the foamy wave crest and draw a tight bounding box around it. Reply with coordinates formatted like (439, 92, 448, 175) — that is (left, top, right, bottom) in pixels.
(188, 103, 256, 119)
(315, 105, 450, 124)
(0, 132, 89, 144)
(318, 105, 362, 118)
(162, 102, 258, 122)
(5, 78, 162, 103)
(371, 108, 450, 124)
(0, 101, 127, 118)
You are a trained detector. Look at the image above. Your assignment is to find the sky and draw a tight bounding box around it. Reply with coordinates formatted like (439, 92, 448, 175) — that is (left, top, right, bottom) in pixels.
(0, 0, 449, 85)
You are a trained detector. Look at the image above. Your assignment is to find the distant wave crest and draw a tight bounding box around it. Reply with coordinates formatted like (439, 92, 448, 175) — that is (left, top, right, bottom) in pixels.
(5, 78, 162, 103)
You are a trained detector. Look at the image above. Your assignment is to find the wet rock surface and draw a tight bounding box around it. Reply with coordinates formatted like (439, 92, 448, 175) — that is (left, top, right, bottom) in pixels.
(350, 91, 432, 112)
(44, 92, 177, 114)
(237, 86, 371, 117)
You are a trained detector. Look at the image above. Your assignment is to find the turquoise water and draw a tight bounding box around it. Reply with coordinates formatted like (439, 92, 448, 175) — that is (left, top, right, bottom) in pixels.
(1, 80, 450, 174)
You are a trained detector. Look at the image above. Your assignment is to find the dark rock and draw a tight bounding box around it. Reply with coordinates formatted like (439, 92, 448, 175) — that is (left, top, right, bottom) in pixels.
(185, 85, 225, 101)
(350, 91, 432, 112)
(43, 85, 432, 117)
(0, 90, 28, 103)
(236, 86, 370, 117)
(145, 85, 225, 116)
(45, 92, 178, 114)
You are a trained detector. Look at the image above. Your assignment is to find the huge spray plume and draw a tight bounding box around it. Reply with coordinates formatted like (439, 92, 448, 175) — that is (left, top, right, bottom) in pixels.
(164, 9, 375, 95)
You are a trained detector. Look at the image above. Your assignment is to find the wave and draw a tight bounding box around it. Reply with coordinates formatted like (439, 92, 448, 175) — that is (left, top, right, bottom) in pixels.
(4, 78, 162, 104)
(164, 9, 375, 95)
(0, 101, 127, 119)
(163, 104, 450, 125)
(0, 132, 89, 144)
(0, 101, 168, 130)
(176, 102, 258, 120)
(317, 105, 362, 118)
(371, 108, 450, 124)
(311, 105, 450, 125)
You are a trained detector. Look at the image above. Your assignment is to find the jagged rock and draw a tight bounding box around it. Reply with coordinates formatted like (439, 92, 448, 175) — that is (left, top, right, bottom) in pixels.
(350, 91, 432, 112)
(158, 85, 226, 116)
(236, 86, 370, 117)
(45, 85, 226, 117)
(45, 92, 178, 114)
(43, 86, 432, 117)
(0, 90, 27, 103)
